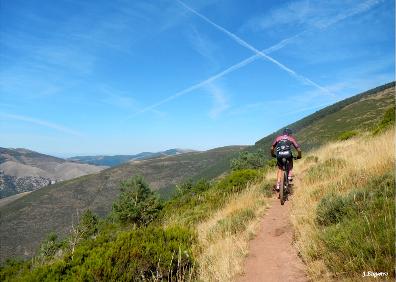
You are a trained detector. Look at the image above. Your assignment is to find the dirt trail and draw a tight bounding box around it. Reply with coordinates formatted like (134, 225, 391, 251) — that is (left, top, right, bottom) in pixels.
(236, 187, 308, 282)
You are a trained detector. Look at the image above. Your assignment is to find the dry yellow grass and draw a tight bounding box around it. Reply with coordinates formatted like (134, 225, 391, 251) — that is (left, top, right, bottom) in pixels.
(195, 177, 270, 281)
(290, 128, 395, 281)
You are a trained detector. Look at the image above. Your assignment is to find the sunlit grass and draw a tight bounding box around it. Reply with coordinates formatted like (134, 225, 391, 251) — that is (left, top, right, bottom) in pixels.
(291, 128, 395, 281)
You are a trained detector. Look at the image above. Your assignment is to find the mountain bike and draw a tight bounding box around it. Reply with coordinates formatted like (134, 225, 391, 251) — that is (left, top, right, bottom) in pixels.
(278, 156, 298, 205)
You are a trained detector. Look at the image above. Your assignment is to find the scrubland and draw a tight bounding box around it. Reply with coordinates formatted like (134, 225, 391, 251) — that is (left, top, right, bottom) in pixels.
(291, 128, 395, 281)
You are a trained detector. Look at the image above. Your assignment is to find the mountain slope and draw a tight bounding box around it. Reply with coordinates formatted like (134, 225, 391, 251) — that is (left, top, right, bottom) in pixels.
(0, 82, 394, 262)
(68, 148, 196, 167)
(255, 82, 395, 151)
(291, 128, 394, 280)
(0, 146, 246, 261)
(0, 148, 106, 198)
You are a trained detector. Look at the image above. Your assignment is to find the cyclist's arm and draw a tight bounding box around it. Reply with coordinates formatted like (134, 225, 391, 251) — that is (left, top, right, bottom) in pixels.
(296, 147, 302, 159)
(271, 138, 278, 157)
(271, 145, 276, 157)
(290, 136, 302, 159)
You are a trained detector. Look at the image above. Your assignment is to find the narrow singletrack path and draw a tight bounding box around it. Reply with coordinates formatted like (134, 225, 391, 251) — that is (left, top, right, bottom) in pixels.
(236, 185, 308, 282)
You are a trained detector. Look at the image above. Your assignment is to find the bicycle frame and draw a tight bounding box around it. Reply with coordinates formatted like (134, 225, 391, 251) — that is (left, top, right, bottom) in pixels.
(279, 157, 291, 205)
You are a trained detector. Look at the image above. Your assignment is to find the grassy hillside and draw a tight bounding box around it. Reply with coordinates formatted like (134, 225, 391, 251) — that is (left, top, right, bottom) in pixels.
(68, 149, 196, 167)
(1, 83, 394, 281)
(4, 129, 393, 281)
(291, 128, 395, 280)
(0, 146, 245, 262)
(0, 167, 272, 281)
(1, 82, 394, 266)
(0, 147, 106, 198)
(255, 82, 395, 152)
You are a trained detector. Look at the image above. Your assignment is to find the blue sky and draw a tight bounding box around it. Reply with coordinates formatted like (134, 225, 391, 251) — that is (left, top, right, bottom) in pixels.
(0, 0, 394, 157)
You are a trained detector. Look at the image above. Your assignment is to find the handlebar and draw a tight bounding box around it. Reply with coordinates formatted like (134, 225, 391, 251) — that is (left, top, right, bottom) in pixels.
(272, 155, 301, 160)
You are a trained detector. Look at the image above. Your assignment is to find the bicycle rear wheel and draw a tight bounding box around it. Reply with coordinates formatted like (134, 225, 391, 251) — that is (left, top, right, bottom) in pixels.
(280, 171, 286, 205)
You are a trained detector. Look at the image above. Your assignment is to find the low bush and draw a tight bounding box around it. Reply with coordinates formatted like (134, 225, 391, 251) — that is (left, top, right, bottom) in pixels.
(175, 179, 211, 198)
(266, 158, 278, 168)
(317, 172, 395, 278)
(0, 259, 31, 282)
(112, 176, 162, 226)
(260, 180, 274, 197)
(337, 130, 358, 141)
(213, 208, 255, 236)
(304, 155, 319, 164)
(35, 232, 67, 265)
(10, 226, 195, 281)
(373, 106, 395, 135)
(306, 158, 346, 182)
(230, 150, 267, 170)
(161, 169, 260, 226)
(316, 194, 351, 226)
(216, 169, 260, 194)
(77, 209, 99, 239)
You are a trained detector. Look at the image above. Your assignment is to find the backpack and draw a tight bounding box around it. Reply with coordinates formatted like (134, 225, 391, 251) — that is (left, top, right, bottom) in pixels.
(275, 138, 292, 158)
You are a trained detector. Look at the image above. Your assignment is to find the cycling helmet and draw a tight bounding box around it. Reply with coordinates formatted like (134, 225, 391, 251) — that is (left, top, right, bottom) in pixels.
(283, 128, 292, 135)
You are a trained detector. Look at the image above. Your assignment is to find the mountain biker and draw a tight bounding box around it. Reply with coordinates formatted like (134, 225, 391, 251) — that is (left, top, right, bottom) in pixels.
(271, 128, 302, 194)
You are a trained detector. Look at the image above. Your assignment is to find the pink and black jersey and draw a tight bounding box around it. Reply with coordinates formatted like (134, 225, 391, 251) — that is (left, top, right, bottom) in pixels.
(272, 134, 300, 153)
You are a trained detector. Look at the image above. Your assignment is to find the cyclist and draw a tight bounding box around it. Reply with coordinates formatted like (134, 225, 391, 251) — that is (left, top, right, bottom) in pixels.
(271, 128, 302, 194)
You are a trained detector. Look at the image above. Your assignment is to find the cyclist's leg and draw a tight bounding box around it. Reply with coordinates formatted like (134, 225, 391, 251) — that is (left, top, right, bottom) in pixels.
(276, 168, 282, 190)
(288, 158, 294, 181)
(275, 157, 283, 191)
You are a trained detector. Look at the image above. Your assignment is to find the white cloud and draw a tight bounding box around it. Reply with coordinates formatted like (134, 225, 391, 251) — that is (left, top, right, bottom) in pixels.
(186, 26, 219, 68)
(130, 0, 383, 117)
(206, 83, 229, 119)
(98, 86, 137, 110)
(245, 0, 383, 31)
(252, 0, 311, 30)
(0, 113, 83, 137)
(177, 0, 334, 97)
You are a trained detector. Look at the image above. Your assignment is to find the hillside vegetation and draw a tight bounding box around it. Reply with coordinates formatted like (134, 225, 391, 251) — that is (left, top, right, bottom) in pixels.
(291, 127, 395, 280)
(255, 82, 395, 152)
(68, 149, 196, 167)
(0, 167, 274, 281)
(3, 123, 393, 281)
(1, 82, 394, 277)
(0, 146, 246, 261)
(0, 148, 106, 198)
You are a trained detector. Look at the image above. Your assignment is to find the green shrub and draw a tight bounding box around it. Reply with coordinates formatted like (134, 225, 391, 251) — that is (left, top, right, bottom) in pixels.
(78, 209, 99, 239)
(11, 226, 195, 281)
(211, 208, 255, 237)
(260, 181, 274, 197)
(216, 169, 260, 194)
(0, 259, 31, 282)
(306, 158, 346, 182)
(35, 232, 66, 264)
(304, 155, 319, 164)
(230, 150, 267, 170)
(112, 176, 162, 226)
(337, 130, 358, 141)
(373, 106, 395, 135)
(161, 169, 260, 226)
(317, 172, 395, 278)
(175, 179, 211, 197)
(316, 194, 351, 226)
(266, 158, 278, 168)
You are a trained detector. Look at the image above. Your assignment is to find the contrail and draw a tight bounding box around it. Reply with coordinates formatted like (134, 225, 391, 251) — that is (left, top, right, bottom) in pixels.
(0, 113, 83, 137)
(133, 32, 306, 115)
(177, 0, 334, 96)
(134, 0, 381, 115)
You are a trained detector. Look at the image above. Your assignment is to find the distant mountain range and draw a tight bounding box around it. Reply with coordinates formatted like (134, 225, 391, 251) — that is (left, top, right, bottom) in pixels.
(0, 148, 106, 198)
(68, 148, 197, 167)
(0, 82, 394, 262)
